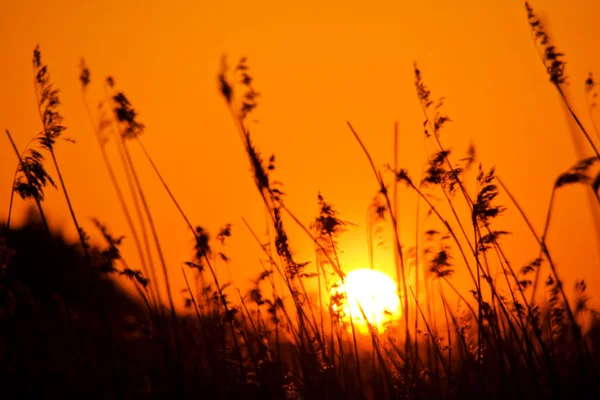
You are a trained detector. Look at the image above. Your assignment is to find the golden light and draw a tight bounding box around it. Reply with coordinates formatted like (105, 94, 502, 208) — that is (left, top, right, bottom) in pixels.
(331, 268, 401, 333)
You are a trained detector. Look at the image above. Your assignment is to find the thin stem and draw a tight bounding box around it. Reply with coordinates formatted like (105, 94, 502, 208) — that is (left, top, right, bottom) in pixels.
(82, 94, 158, 311)
(556, 86, 600, 160)
(48, 148, 92, 265)
(136, 137, 196, 233)
(121, 142, 177, 320)
(497, 176, 580, 374)
(347, 121, 412, 353)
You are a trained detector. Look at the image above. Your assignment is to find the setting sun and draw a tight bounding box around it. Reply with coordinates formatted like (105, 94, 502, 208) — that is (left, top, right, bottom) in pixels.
(331, 268, 401, 333)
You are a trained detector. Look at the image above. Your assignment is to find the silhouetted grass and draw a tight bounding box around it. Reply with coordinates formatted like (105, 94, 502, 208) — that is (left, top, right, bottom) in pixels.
(2, 2, 600, 399)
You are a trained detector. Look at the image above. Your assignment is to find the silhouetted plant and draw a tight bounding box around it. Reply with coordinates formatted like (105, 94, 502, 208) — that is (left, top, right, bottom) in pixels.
(31, 46, 91, 263)
(526, 2, 600, 159)
(79, 60, 159, 310)
(5, 132, 54, 230)
(11, 148, 55, 204)
(424, 232, 454, 280)
(472, 166, 505, 225)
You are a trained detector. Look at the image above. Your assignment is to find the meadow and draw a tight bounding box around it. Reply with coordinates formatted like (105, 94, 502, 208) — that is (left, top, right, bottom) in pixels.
(1, 3, 600, 399)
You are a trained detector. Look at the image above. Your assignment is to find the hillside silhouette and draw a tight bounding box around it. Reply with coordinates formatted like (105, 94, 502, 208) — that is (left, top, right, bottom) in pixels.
(0, 210, 166, 398)
(0, 210, 298, 399)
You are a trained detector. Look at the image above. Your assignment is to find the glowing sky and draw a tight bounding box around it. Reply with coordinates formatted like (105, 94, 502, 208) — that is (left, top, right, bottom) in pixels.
(1, 0, 599, 309)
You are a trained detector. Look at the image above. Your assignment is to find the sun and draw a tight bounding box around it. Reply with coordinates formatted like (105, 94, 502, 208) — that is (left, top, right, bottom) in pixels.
(330, 268, 401, 333)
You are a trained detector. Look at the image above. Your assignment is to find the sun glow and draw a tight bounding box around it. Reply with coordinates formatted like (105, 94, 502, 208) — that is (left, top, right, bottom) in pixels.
(331, 269, 401, 333)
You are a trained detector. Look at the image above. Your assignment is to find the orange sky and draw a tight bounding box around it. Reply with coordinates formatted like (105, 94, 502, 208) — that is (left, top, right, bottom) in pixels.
(1, 0, 600, 310)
